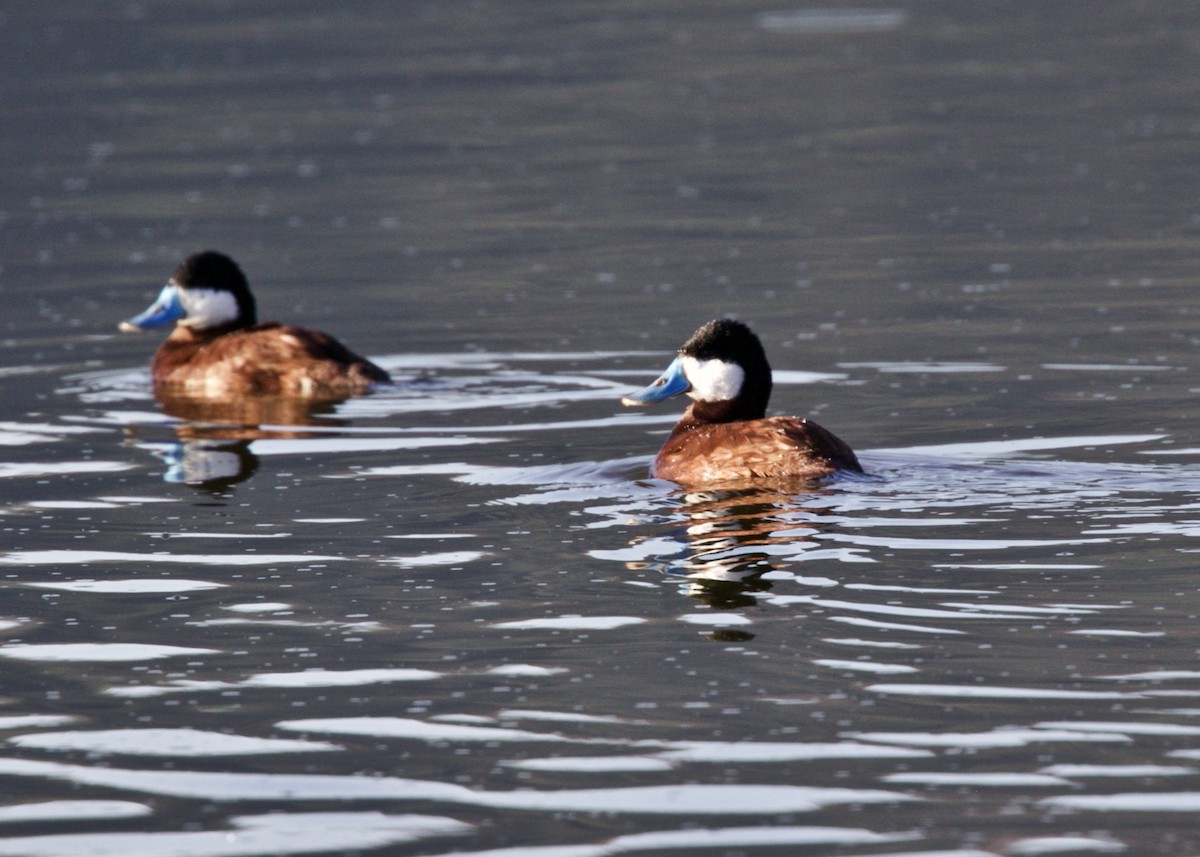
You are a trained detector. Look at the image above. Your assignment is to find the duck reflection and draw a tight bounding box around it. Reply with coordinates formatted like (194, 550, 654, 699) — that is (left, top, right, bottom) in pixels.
(137, 392, 350, 493)
(627, 484, 846, 632)
(155, 437, 259, 492)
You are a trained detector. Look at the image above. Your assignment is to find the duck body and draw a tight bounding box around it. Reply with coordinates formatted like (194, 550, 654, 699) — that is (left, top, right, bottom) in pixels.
(120, 251, 390, 399)
(623, 319, 861, 486)
(652, 409, 861, 484)
(149, 320, 391, 398)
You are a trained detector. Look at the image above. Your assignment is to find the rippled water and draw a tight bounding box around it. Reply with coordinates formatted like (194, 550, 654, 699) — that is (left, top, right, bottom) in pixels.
(3, 352, 1199, 856)
(4, 2, 1200, 856)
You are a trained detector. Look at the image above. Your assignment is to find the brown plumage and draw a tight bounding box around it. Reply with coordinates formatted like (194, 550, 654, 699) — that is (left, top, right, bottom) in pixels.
(652, 411, 861, 485)
(623, 319, 862, 486)
(120, 251, 390, 399)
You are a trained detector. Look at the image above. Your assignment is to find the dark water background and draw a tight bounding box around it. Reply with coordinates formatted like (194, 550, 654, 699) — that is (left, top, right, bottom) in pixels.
(2, 3, 1200, 856)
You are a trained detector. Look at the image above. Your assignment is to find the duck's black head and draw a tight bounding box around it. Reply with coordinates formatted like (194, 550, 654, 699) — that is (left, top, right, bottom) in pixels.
(171, 251, 257, 329)
(120, 250, 257, 334)
(622, 318, 774, 423)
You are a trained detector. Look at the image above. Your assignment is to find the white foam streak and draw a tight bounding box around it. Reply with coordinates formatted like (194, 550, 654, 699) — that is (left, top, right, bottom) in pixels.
(827, 617, 966, 635)
(225, 602, 292, 613)
(242, 668, 441, 688)
(1042, 363, 1172, 371)
(813, 659, 918, 675)
(678, 613, 752, 627)
(277, 717, 577, 744)
(869, 684, 1138, 701)
(1041, 792, 1200, 812)
(380, 550, 489, 568)
(0, 461, 134, 479)
(878, 433, 1166, 458)
(1039, 764, 1195, 777)
(839, 361, 999, 373)
(883, 772, 1071, 787)
(0, 550, 342, 566)
(765, 594, 1031, 621)
(0, 759, 915, 813)
(498, 710, 623, 724)
(0, 421, 104, 448)
(1009, 836, 1126, 855)
(1084, 521, 1200, 537)
(486, 665, 570, 677)
(655, 741, 931, 763)
(104, 666, 444, 698)
(816, 533, 1108, 550)
(491, 616, 647, 631)
(252, 436, 502, 455)
(0, 715, 77, 730)
(0, 801, 150, 824)
(478, 783, 917, 814)
(0, 812, 469, 857)
(843, 729, 1131, 749)
(823, 638, 923, 650)
(1036, 720, 1200, 737)
(26, 579, 226, 594)
(10, 728, 340, 757)
(444, 825, 913, 857)
(502, 757, 673, 773)
(0, 644, 218, 663)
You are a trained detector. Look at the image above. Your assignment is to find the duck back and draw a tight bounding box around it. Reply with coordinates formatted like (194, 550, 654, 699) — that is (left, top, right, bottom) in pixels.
(152, 322, 389, 398)
(653, 409, 862, 486)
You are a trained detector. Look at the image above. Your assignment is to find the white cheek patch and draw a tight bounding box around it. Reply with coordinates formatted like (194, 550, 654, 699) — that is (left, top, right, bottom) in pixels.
(681, 355, 744, 402)
(177, 288, 241, 329)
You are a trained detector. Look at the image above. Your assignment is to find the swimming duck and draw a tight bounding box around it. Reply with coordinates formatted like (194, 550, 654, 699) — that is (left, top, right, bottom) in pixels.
(622, 319, 862, 485)
(119, 251, 391, 398)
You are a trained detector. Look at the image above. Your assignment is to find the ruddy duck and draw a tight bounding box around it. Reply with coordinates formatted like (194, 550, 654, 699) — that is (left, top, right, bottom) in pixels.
(622, 319, 862, 485)
(119, 251, 390, 398)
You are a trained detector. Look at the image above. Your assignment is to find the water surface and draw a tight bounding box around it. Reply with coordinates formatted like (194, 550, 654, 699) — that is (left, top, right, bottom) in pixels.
(2, 3, 1200, 856)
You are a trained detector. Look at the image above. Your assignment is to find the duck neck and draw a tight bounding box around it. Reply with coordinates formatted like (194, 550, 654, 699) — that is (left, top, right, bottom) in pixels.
(168, 319, 252, 342)
(685, 396, 767, 425)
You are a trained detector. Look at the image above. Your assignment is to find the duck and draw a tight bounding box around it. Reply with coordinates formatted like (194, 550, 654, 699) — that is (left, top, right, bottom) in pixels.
(119, 251, 391, 398)
(622, 318, 862, 485)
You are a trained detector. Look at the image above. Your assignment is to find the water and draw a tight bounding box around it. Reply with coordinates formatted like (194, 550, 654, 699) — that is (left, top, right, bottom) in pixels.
(3, 2, 1200, 856)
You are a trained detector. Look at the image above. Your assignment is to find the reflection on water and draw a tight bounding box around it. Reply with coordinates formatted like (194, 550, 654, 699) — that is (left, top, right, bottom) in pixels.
(156, 392, 351, 437)
(600, 485, 858, 615)
(144, 393, 353, 490)
(151, 438, 259, 489)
